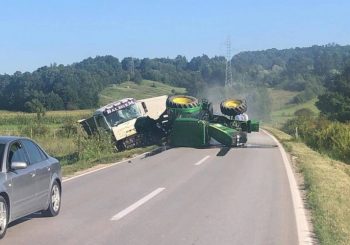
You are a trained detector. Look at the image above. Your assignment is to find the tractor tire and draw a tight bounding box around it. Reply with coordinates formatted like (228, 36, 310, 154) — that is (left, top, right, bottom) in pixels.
(220, 99, 247, 116)
(166, 95, 199, 109)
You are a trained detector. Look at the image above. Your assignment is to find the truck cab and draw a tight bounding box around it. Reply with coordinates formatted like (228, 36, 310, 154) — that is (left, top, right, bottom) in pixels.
(79, 96, 167, 150)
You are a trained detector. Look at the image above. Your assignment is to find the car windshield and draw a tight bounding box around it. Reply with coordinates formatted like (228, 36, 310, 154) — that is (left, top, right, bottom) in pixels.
(0, 143, 4, 169)
(105, 104, 141, 127)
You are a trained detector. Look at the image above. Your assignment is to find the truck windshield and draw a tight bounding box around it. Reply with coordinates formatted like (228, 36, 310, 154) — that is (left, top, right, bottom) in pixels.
(105, 104, 141, 127)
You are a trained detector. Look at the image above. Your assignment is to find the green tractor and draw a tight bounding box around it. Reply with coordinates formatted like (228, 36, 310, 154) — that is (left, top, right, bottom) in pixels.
(135, 95, 259, 148)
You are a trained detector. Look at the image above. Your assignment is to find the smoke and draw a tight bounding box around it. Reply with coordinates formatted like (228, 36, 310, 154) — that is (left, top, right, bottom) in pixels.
(197, 85, 272, 122)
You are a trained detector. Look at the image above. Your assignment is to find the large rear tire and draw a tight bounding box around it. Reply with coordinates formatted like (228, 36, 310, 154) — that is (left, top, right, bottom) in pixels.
(220, 99, 247, 116)
(166, 95, 199, 109)
(0, 196, 8, 239)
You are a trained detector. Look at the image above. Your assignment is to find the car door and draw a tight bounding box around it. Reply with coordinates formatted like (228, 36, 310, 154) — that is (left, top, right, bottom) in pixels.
(7, 142, 37, 219)
(21, 139, 51, 210)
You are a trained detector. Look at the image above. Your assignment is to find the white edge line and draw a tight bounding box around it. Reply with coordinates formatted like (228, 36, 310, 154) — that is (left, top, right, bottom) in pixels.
(63, 152, 149, 183)
(262, 129, 312, 245)
(111, 187, 165, 221)
(194, 155, 210, 166)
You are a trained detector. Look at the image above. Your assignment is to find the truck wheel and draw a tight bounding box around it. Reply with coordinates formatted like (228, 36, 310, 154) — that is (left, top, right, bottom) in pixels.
(220, 99, 247, 116)
(166, 95, 199, 109)
(0, 196, 8, 239)
(116, 141, 126, 151)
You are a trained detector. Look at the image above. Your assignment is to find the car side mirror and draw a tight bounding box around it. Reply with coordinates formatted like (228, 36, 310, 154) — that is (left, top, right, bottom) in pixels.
(11, 161, 28, 170)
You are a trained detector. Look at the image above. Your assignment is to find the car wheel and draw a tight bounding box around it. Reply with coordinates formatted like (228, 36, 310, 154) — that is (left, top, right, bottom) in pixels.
(0, 196, 8, 239)
(44, 181, 61, 217)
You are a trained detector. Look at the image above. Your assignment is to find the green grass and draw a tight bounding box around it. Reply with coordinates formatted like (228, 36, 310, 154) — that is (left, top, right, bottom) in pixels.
(267, 88, 319, 126)
(269, 88, 299, 111)
(265, 127, 350, 245)
(99, 80, 186, 105)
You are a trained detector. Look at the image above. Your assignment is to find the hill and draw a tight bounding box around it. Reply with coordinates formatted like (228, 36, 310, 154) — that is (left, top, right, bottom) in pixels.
(99, 80, 186, 105)
(1, 44, 350, 112)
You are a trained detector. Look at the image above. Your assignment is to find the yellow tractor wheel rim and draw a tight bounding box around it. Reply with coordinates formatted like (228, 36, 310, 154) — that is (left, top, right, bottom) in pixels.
(224, 100, 240, 108)
(173, 97, 193, 105)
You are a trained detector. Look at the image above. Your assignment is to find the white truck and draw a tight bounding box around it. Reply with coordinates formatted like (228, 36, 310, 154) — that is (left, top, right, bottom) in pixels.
(79, 96, 167, 150)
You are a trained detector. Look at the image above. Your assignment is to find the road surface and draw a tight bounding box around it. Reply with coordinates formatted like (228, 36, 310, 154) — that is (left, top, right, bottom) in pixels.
(2, 131, 298, 245)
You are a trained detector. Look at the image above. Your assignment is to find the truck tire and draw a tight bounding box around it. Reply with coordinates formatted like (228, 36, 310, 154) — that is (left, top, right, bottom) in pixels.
(116, 140, 126, 151)
(220, 99, 247, 116)
(166, 95, 199, 109)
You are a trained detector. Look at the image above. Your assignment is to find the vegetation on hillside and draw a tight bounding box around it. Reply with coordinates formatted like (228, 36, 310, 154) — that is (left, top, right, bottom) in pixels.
(280, 60, 350, 165)
(99, 80, 186, 106)
(316, 66, 350, 122)
(1, 44, 350, 113)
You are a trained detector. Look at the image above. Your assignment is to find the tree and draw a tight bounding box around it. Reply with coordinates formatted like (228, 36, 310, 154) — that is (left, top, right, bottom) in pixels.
(24, 99, 46, 120)
(316, 66, 350, 122)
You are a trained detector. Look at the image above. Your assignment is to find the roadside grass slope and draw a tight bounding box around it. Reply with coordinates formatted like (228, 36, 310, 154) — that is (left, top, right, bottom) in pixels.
(99, 80, 186, 105)
(266, 127, 350, 245)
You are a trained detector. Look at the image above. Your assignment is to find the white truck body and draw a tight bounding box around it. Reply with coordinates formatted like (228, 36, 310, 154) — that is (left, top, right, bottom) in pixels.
(79, 95, 167, 148)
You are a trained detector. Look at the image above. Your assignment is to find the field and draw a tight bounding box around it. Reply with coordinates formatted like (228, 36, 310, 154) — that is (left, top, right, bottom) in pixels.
(0, 80, 181, 176)
(99, 80, 186, 105)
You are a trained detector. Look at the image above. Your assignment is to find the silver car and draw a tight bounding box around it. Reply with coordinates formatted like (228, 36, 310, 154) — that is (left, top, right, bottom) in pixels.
(0, 136, 62, 239)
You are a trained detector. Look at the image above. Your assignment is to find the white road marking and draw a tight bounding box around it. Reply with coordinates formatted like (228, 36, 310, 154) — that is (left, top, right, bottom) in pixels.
(194, 155, 210, 166)
(111, 187, 165, 221)
(262, 129, 312, 244)
(63, 152, 149, 183)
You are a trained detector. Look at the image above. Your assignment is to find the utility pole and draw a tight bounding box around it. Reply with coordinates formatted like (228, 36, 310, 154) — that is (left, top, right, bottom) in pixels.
(225, 37, 233, 87)
(130, 57, 135, 77)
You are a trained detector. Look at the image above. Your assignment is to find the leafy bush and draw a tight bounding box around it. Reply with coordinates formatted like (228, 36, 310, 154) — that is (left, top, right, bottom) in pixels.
(282, 116, 350, 163)
(294, 108, 315, 117)
(75, 130, 115, 161)
(57, 120, 79, 138)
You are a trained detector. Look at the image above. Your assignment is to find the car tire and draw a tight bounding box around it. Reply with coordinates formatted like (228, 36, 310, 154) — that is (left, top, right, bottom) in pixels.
(0, 196, 8, 239)
(43, 181, 61, 217)
(220, 99, 247, 116)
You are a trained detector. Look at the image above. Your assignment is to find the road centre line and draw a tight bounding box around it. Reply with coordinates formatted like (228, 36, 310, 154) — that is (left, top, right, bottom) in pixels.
(111, 187, 165, 221)
(194, 155, 210, 166)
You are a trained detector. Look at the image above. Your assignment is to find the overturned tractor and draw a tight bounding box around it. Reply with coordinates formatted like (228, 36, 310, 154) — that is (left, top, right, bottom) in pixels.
(160, 95, 259, 147)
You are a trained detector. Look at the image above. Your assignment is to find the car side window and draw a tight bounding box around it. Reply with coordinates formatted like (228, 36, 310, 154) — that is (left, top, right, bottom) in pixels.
(8, 142, 28, 168)
(21, 140, 47, 164)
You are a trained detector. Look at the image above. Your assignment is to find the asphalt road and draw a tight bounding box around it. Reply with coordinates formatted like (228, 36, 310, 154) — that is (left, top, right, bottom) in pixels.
(2, 131, 298, 245)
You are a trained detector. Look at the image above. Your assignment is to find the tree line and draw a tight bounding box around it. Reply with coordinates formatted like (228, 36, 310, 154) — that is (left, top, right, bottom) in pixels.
(1, 44, 350, 112)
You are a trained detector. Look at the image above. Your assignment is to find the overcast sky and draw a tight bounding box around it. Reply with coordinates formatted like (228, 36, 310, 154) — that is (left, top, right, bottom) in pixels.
(1, 0, 349, 74)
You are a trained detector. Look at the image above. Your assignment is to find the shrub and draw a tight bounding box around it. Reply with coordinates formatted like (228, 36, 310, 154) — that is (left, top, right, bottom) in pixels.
(294, 108, 315, 117)
(282, 116, 350, 164)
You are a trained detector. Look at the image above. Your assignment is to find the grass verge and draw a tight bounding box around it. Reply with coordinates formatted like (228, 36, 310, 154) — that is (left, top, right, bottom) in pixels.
(265, 126, 350, 245)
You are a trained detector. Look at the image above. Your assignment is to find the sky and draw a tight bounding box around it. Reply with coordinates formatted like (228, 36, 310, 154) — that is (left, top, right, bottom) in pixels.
(0, 0, 349, 74)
